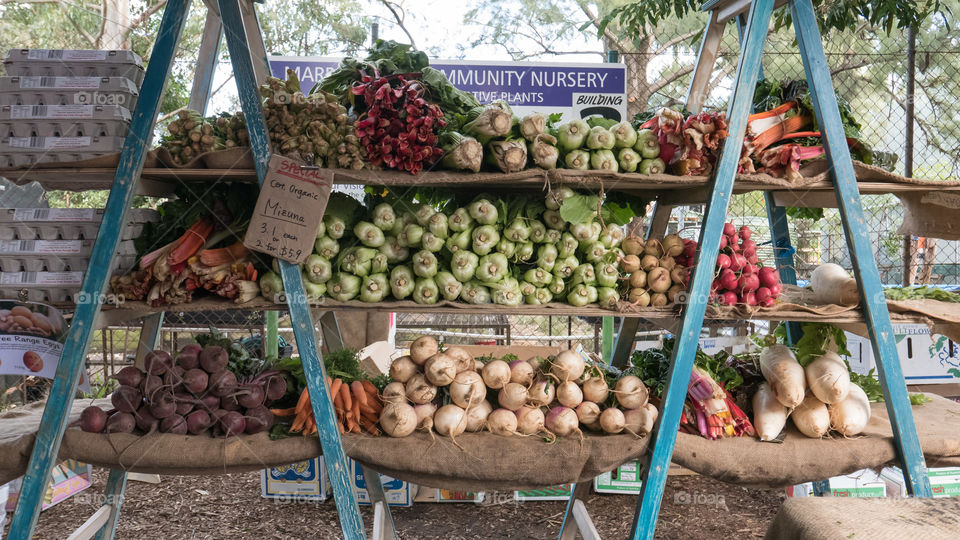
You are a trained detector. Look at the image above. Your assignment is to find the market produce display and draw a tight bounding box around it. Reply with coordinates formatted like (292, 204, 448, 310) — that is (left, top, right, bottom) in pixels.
(619, 233, 690, 307)
(380, 336, 658, 441)
(635, 108, 729, 176)
(158, 110, 249, 165)
(274, 378, 382, 436)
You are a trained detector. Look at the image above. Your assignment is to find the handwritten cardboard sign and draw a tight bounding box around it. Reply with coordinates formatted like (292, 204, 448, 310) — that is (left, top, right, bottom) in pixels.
(244, 154, 331, 264)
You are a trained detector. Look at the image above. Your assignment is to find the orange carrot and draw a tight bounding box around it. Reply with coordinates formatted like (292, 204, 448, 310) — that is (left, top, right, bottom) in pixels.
(290, 414, 306, 433)
(351, 381, 368, 408)
(295, 388, 311, 415)
(360, 408, 379, 424)
(352, 396, 362, 428)
(360, 380, 378, 396)
(270, 407, 296, 417)
(339, 382, 352, 412)
(329, 378, 343, 404)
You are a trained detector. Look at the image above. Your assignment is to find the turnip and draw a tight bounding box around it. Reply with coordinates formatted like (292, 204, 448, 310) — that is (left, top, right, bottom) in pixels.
(599, 407, 626, 434)
(629, 288, 651, 306)
(80, 406, 107, 433)
(243, 406, 274, 434)
(424, 353, 458, 386)
(160, 414, 188, 435)
(381, 402, 417, 437)
(135, 405, 159, 432)
(474, 359, 485, 371)
(620, 254, 641, 273)
(106, 412, 135, 434)
(623, 403, 658, 436)
(581, 377, 609, 403)
(464, 401, 493, 432)
(449, 371, 485, 408)
(434, 404, 468, 441)
(405, 373, 437, 405)
(614, 375, 648, 409)
(182, 368, 208, 395)
(509, 359, 535, 386)
(650, 293, 668, 307)
(112, 366, 143, 388)
(414, 403, 437, 432)
(445, 346, 475, 374)
(810, 263, 859, 305)
(667, 284, 685, 303)
(791, 394, 830, 438)
(481, 359, 511, 389)
(546, 406, 581, 438)
(550, 349, 585, 382)
(498, 382, 528, 411)
(185, 409, 212, 435)
(487, 408, 519, 436)
(199, 346, 228, 374)
(752, 383, 788, 441)
(669, 267, 688, 286)
(144, 350, 172, 376)
(628, 270, 647, 289)
(208, 370, 238, 397)
(175, 344, 202, 370)
(389, 355, 419, 383)
(528, 379, 555, 407)
(410, 335, 439, 365)
(382, 381, 407, 404)
(640, 254, 659, 271)
(828, 383, 871, 436)
(557, 381, 583, 408)
(576, 401, 601, 426)
(805, 351, 851, 404)
(646, 267, 671, 294)
(759, 345, 807, 408)
(515, 406, 546, 435)
(237, 385, 266, 409)
(111, 385, 142, 413)
(217, 411, 245, 437)
(661, 234, 684, 257)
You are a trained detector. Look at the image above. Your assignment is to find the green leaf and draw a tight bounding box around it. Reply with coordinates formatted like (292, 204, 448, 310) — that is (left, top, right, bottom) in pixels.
(601, 202, 636, 226)
(559, 194, 600, 224)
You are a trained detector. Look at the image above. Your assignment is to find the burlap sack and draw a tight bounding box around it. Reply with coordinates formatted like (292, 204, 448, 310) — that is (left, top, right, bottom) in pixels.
(766, 498, 960, 540)
(898, 191, 960, 241)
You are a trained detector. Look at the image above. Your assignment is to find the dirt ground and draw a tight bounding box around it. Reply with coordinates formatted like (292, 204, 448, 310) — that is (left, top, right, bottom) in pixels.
(8, 469, 785, 539)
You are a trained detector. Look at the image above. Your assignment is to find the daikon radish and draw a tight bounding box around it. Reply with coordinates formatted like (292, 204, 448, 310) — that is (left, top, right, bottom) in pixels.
(810, 263, 859, 305)
(805, 351, 850, 404)
(828, 383, 871, 436)
(752, 383, 788, 441)
(791, 393, 830, 438)
(759, 345, 807, 408)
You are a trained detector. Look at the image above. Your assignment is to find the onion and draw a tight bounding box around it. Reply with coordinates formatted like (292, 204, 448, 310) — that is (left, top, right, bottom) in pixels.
(481, 360, 511, 389)
(449, 371, 486, 408)
(556, 381, 583, 408)
(382, 382, 407, 404)
(434, 404, 467, 440)
(487, 408, 518, 436)
(550, 350, 585, 382)
(424, 353, 458, 386)
(581, 376, 609, 403)
(410, 336, 439, 365)
(405, 373, 437, 405)
(614, 375, 649, 409)
(545, 406, 581, 438)
(381, 402, 417, 437)
(498, 382, 528, 411)
(515, 406, 545, 435)
(444, 346, 475, 373)
(527, 379, 555, 407)
(464, 401, 493, 432)
(599, 407, 626, 434)
(389, 355, 419, 383)
(509, 360, 534, 386)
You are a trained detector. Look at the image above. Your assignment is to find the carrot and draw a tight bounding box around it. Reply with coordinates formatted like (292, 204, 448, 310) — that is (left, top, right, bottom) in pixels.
(270, 407, 296, 417)
(365, 398, 383, 414)
(346, 415, 361, 433)
(329, 378, 343, 404)
(339, 382, 352, 413)
(295, 388, 311, 415)
(352, 396, 362, 428)
(337, 420, 344, 434)
(351, 381, 368, 409)
(360, 408, 379, 424)
(290, 414, 306, 433)
(360, 380, 378, 395)
(360, 403, 377, 415)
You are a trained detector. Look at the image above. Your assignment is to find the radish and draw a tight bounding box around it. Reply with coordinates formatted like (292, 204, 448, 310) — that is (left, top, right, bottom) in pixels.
(515, 406, 546, 435)
(718, 235, 728, 250)
(481, 359, 511, 389)
(719, 291, 738, 306)
(741, 291, 758, 306)
(381, 402, 417, 437)
(740, 239, 757, 255)
(581, 376, 609, 403)
(424, 353, 458, 386)
(741, 263, 757, 276)
(768, 282, 783, 297)
(728, 233, 740, 247)
(730, 253, 746, 272)
(599, 407, 626, 434)
(545, 406, 581, 438)
(557, 381, 584, 408)
(576, 401, 601, 426)
(382, 381, 407, 404)
(805, 351, 851, 404)
(623, 403, 658, 436)
(528, 379, 555, 407)
(405, 373, 437, 404)
(434, 404, 467, 440)
(810, 263, 859, 305)
(792, 394, 830, 438)
(449, 371, 486, 408)
(828, 383, 871, 436)
(756, 287, 772, 304)
(550, 350, 585, 382)
(718, 269, 738, 291)
(761, 297, 776, 307)
(723, 222, 735, 236)
(614, 375, 648, 409)
(106, 412, 136, 434)
(487, 408, 519, 436)
(445, 346, 475, 373)
(80, 406, 107, 433)
(759, 345, 807, 408)
(198, 346, 228, 374)
(758, 267, 779, 288)
(498, 382, 528, 410)
(112, 366, 143, 388)
(716, 253, 731, 270)
(752, 383, 788, 441)
(739, 225, 751, 240)
(410, 335, 439, 366)
(509, 360, 535, 386)
(464, 401, 493, 432)
(389, 355, 419, 383)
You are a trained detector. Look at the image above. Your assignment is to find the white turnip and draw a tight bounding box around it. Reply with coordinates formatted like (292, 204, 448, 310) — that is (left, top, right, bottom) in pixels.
(527, 379, 555, 407)
(481, 359, 511, 389)
(381, 402, 417, 437)
(545, 406, 581, 438)
(614, 376, 648, 409)
(515, 405, 546, 435)
(551, 350, 585, 382)
(414, 403, 437, 432)
(424, 353, 458, 386)
(581, 376, 609, 403)
(445, 346, 475, 373)
(759, 345, 807, 408)
(464, 401, 493, 432)
(405, 373, 437, 404)
(556, 381, 583, 408)
(828, 383, 871, 436)
(434, 404, 467, 439)
(382, 381, 407, 404)
(487, 408, 518, 436)
(410, 336, 439, 365)
(576, 401, 601, 426)
(449, 371, 486, 408)
(599, 407, 626, 434)
(498, 382, 528, 411)
(623, 403, 658, 436)
(752, 383, 788, 441)
(806, 351, 851, 404)
(509, 359, 535, 386)
(810, 263, 859, 305)
(389, 355, 419, 383)
(647, 267, 672, 293)
(792, 394, 830, 438)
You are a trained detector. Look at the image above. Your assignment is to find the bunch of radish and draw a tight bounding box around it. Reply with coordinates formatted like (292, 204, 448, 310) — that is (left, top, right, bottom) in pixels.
(78, 343, 286, 437)
(619, 233, 690, 307)
(381, 335, 658, 441)
(684, 223, 783, 307)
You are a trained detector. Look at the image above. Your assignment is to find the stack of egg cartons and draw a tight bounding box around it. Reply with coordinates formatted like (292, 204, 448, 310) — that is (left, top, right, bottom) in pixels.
(0, 49, 144, 168)
(0, 207, 158, 303)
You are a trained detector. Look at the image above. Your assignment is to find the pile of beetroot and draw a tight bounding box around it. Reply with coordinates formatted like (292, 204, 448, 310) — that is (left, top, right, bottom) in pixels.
(79, 344, 286, 437)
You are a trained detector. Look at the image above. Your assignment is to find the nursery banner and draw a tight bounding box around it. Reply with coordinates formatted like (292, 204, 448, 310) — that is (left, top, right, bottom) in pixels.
(0, 300, 90, 392)
(269, 56, 627, 123)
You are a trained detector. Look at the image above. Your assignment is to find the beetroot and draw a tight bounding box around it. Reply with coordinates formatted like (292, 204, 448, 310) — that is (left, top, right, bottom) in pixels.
(208, 370, 238, 397)
(174, 393, 195, 416)
(112, 366, 144, 388)
(111, 385, 142, 413)
(175, 344, 203, 370)
(244, 406, 274, 434)
(105, 412, 135, 433)
(134, 405, 159, 432)
(199, 346, 229, 374)
(144, 350, 172, 376)
(140, 374, 163, 400)
(210, 409, 229, 437)
(264, 375, 287, 402)
(218, 411, 245, 437)
(198, 393, 220, 412)
(80, 406, 107, 433)
(182, 368, 209, 395)
(186, 410, 212, 435)
(236, 385, 265, 409)
(160, 414, 188, 434)
(164, 365, 185, 391)
(220, 394, 241, 411)
(148, 392, 177, 419)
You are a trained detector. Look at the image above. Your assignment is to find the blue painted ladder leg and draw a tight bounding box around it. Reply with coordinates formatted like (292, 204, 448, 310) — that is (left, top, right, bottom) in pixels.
(7, 1, 193, 537)
(629, 2, 777, 538)
(216, 0, 366, 536)
(789, 0, 931, 496)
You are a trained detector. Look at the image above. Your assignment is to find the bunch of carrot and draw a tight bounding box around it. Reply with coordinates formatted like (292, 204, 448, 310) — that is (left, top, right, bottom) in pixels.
(274, 378, 382, 436)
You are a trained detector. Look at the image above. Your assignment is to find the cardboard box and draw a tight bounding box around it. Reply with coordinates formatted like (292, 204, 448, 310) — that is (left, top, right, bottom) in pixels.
(514, 484, 572, 501)
(787, 470, 886, 498)
(4, 459, 91, 512)
(593, 462, 695, 494)
(845, 324, 960, 384)
(348, 459, 417, 507)
(261, 458, 330, 502)
(414, 488, 485, 503)
(881, 467, 960, 498)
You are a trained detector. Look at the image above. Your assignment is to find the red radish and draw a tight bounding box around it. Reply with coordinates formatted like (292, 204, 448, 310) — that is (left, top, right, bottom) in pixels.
(756, 287, 772, 303)
(730, 253, 747, 271)
(738, 274, 760, 294)
(719, 269, 738, 291)
(111, 385, 142, 413)
(711, 279, 722, 292)
(723, 223, 735, 236)
(683, 241, 697, 258)
(718, 235, 728, 250)
(106, 412, 136, 434)
(243, 406, 274, 434)
(768, 282, 783, 297)
(758, 267, 780, 287)
(746, 253, 759, 266)
(80, 406, 107, 433)
(761, 297, 776, 307)
(199, 346, 229, 374)
(742, 263, 757, 276)
(716, 253, 731, 270)
(741, 291, 758, 306)
(728, 233, 740, 247)
(741, 239, 757, 254)
(720, 291, 738, 305)
(739, 225, 751, 240)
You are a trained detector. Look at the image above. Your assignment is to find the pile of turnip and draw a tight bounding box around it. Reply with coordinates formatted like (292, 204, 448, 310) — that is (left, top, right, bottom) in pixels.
(78, 343, 286, 437)
(619, 233, 691, 307)
(754, 344, 870, 440)
(380, 335, 658, 441)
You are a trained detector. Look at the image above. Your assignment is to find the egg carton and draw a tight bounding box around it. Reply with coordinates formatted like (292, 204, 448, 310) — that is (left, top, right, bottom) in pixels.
(0, 105, 130, 137)
(0, 135, 126, 168)
(3, 49, 145, 86)
(0, 77, 140, 110)
(0, 208, 157, 241)
(0, 239, 137, 271)
(0, 271, 83, 302)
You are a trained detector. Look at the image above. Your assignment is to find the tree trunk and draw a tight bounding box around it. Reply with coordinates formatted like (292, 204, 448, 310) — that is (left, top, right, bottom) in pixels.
(100, 0, 131, 49)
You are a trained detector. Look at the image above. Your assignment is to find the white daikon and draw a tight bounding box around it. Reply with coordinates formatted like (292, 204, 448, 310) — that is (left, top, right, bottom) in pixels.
(752, 383, 788, 441)
(805, 351, 851, 404)
(810, 263, 859, 305)
(791, 393, 831, 438)
(828, 383, 871, 436)
(759, 345, 807, 408)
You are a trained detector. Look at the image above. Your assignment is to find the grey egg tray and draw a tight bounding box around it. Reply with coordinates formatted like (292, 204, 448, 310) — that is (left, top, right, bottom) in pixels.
(0, 239, 137, 272)
(0, 135, 126, 168)
(0, 77, 140, 110)
(0, 207, 157, 241)
(0, 271, 84, 302)
(3, 49, 145, 86)
(0, 105, 131, 137)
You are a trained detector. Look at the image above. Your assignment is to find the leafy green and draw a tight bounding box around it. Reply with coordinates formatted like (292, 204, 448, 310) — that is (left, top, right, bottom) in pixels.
(627, 338, 759, 397)
(884, 286, 960, 303)
(793, 323, 850, 366)
(850, 369, 931, 405)
(786, 207, 825, 221)
(559, 193, 599, 224)
(586, 117, 618, 129)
